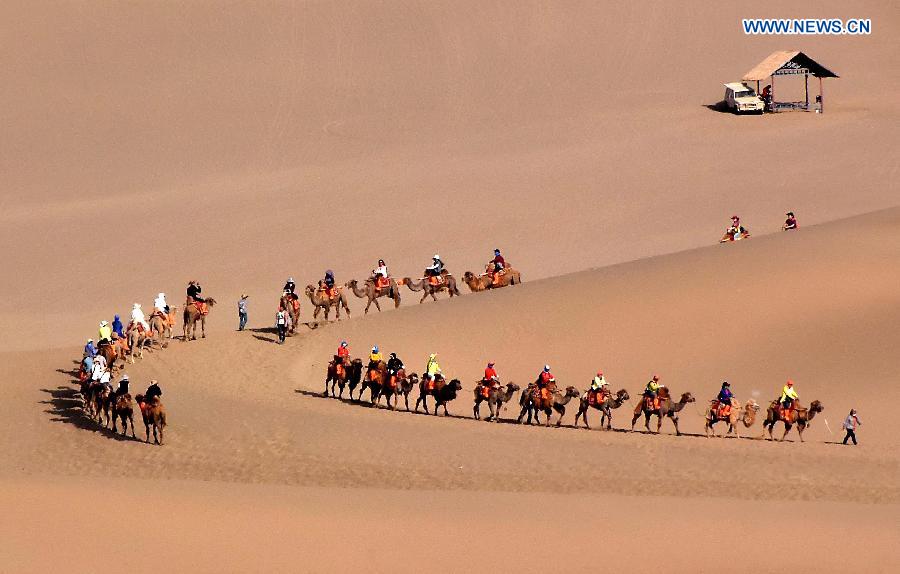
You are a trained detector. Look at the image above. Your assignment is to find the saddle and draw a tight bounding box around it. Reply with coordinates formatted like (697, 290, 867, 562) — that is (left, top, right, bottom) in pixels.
(588, 389, 609, 406)
(127, 321, 146, 334)
(642, 395, 661, 411)
(427, 275, 443, 287)
(479, 382, 492, 399)
(375, 277, 390, 290)
(710, 400, 731, 419)
(151, 310, 168, 322)
(427, 375, 445, 392)
(191, 301, 209, 316)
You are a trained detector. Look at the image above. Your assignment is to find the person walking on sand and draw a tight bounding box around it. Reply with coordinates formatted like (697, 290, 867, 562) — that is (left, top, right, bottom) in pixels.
(275, 308, 287, 344)
(842, 409, 862, 445)
(238, 294, 249, 331)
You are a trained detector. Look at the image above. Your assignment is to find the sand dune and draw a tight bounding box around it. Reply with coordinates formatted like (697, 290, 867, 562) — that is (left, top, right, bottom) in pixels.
(3, 1, 899, 571)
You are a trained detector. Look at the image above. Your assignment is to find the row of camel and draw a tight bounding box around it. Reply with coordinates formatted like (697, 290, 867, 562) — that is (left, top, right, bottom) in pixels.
(284, 265, 522, 324)
(322, 360, 825, 441)
(78, 379, 167, 445)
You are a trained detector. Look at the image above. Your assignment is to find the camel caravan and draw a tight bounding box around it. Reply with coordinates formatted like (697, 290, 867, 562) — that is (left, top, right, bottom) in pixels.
(320, 346, 824, 442)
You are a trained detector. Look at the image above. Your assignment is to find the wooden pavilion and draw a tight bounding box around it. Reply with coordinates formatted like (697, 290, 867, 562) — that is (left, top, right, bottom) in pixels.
(743, 51, 839, 112)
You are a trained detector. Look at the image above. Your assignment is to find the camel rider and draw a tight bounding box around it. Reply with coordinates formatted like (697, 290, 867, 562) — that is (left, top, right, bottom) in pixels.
(145, 380, 162, 402)
(387, 353, 404, 376)
(425, 353, 442, 386)
(645, 375, 661, 397)
(115, 374, 130, 397)
(130, 303, 150, 332)
(90, 355, 107, 383)
(716, 381, 733, 417)
(334, 340, 350, 369)
(483, 362, 500, 389)
(538, 365, 555, 388)
(284, 277, 296, 295)
(323, 270, 336, 298)
(83, 338, 97, 358)
(590, 371, 608, 393)
(112, 314, 124, 338)
(98, 321, 113, 347)
(373, 260, 389, 289)
(154, 292, 169, 316)
(783, 212, 798, 231)
(425, 255, 444, 283)
(187, 281, 203, 304)
(780, 380, 799, 410)
(369, 346, 383, 368)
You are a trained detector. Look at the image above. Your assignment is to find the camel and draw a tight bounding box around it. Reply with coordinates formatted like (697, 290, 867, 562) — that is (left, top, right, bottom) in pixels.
(462, 265, 522, 292)
(149, 308, 177, 345)
(279, 293, 301, 334)
(761, 400, 824, 442)
(574, 389, 631, 430)
(397, 373, 419, 411)
(111, 393, 137, 438)
(705, 398, 760, 438)
(401, 271, 461, 303)
(630, 389, 696, 435)
(346, 278, 401, 314)
(324, 358, 363, 399)
(126, 327, 150, 363)
(362, 361, 388, 404)
(304, 284, 350, 321)
(517, 383, 581, 427)
(183, 298, 217, 341)
(373, 367, 408, 410)
(473, 382, 520, 422)
(97, 342, 123, 372)
(135, 395, 166, 445)
(415, 377, 463, 416)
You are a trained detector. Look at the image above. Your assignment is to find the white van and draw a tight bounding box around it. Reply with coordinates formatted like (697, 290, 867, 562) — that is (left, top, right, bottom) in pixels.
(723, 82, 765, 114)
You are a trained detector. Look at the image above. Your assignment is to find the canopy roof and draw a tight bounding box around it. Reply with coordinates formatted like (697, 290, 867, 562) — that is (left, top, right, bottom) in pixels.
(742, 51, 839, 81)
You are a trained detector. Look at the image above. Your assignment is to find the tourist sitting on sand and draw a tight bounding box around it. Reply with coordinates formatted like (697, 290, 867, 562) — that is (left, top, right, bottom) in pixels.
(783, 211, 798, 230)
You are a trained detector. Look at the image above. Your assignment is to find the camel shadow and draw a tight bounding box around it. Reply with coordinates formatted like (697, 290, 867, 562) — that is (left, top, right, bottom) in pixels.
(39, 386, 137, 442)
(295, 388, 375, 408)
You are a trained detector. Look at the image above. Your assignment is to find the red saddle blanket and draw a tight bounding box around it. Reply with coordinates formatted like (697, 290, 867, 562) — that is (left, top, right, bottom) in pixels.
(427, 276, 443, 286)
(643, 396, 661, 410)
(588, 390, 609, 406)
(191, 301, 209, 315)
(711, 400, 732, 419)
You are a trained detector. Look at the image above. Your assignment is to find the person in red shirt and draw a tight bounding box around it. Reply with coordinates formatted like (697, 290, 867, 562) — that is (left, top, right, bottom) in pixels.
(483, 362, 500, 388)
(783, 212, 798, 231)
(538, 365, 555, 386)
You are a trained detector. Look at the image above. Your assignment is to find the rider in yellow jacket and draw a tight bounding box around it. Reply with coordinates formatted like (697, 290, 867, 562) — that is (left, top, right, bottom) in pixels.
(780, 380, 799, 408)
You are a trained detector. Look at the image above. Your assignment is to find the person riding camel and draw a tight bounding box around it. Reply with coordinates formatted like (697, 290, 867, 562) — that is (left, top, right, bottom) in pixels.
(284, 277, 296, 295)
(425, 353, 442, 389)
(425, 255, 444, 285)
(333, 340, 350, 378)
(83, 338, 97, 358)
(387, 353, 404, 376)
(783, 212, 798, 231)
(112, 314, 124, 338)
(489, 249, 506, 284)
(535, 365, 556, 401)
(368, 346, 383, 368)
(715, 381, 733, 418)
(589, 371, 609, 403)
(779, 379, 799, 419)
(130, 303, 150, 333)
(322, 270, 337, 299)
(484, 362, 500, 387)
(373, 260, 390, 290)
(154, 292, 169, 315)
(98, 321, 112, 347)
(115, 373, 130, 398)
(643, 375, 661, 409)
(138, 380, 162, 413)
(187, 281, 208, 315)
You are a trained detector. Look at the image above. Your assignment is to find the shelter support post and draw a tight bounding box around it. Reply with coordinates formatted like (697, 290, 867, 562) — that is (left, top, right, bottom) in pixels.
(805, 74, 809, 109)
(819, 77, 824, 113)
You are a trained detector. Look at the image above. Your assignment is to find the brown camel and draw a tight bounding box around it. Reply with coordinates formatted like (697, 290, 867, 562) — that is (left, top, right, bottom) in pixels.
(149, 309, 176, 348)
(400, 271, 461, 303)
(304, 284, 350, 321)
(415, 376, 463, 416)
(705, 398, 760, 438)
(279, 293, 301, 334)
(183, 298, 217, 341)
(761, 400, 824, 442)
(362, 360, 388, 404)
(397, 373, 420, 412)
(111, 393, 137, 438)
(574, 389, 631, 430)
(630, 389, 696, 435)
(91, 383, 113, 427)
(373, 366, 407, 410)
(135, 395, 167, 445)
(346, 278, 401, 314)
(517, 383, 581, 427)
(98, 342, 123, 372)
(473, 382, 520, 422)
(126, 327, 150, 363)
(324, 358, 363, 399)
(462, 265, 522, 292)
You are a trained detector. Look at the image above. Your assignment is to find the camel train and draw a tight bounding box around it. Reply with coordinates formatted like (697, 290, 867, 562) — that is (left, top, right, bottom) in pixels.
(318, 354, 825, 442)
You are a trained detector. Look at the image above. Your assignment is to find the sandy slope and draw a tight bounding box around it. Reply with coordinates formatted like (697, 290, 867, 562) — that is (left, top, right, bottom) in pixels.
(2, 1, 899, 571)
(2, 0, 898, 350)
(2, 211, 899, 571)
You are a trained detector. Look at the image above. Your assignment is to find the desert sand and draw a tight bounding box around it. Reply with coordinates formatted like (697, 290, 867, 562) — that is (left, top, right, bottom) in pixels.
(2, 1, 898, 572)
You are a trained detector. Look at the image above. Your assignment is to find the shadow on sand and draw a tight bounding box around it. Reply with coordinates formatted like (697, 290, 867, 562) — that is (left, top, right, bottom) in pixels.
(39, 386, 138, 442)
